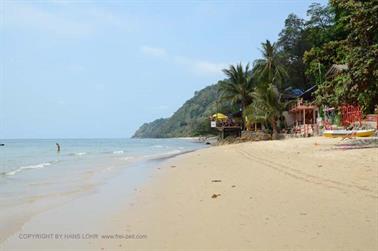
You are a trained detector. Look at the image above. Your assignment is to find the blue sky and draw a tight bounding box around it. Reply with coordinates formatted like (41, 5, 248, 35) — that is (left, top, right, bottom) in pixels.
(0, 0, 327, 138)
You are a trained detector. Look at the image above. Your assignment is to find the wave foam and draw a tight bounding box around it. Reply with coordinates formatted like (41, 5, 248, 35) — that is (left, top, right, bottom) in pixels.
(74, 152, 87, 156)
(5, 162, 52, 176)
(144, 150, 182, 160)
(113, 150, 124, 154)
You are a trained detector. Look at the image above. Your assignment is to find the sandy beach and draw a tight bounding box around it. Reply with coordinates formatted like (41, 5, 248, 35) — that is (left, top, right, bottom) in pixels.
(1, 137, 377, 251)
(3, 0, 377, 250)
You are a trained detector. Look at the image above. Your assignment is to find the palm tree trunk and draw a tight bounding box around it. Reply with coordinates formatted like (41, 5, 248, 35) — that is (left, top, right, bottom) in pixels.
(241, 103, 246, 130)
(271, 118, 278, 140)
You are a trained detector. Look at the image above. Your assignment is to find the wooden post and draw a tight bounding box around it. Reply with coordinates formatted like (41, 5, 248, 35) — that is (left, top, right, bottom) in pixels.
(303, 109, 305, 125)
(313, 109, 316, 134)
(303, 109, 306, 137)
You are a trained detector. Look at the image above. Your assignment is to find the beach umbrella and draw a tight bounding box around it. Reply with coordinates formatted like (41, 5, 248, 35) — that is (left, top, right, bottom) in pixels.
(212, 113, 228, 121)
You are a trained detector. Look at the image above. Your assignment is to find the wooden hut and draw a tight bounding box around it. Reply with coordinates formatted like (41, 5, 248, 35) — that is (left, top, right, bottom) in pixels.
(289, 99, 319, 136)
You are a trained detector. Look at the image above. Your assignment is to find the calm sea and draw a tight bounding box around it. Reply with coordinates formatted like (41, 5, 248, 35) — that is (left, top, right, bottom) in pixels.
(0, 138, 205, 239)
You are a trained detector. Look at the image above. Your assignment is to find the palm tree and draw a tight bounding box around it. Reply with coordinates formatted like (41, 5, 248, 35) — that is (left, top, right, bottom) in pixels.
(219, 63, 254, 113)
(253, 40, 287, 88)
(245, 83, 289, 139)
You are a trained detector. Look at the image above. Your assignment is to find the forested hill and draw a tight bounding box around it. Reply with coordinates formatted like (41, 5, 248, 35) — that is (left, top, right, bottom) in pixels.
(133, 83, 222, 138)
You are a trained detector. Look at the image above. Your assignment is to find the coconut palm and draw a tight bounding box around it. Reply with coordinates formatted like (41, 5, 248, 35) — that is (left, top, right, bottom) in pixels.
(219, 63, 254, 113)
(253, 40, 288, 88)
(245, 83, 289, 139)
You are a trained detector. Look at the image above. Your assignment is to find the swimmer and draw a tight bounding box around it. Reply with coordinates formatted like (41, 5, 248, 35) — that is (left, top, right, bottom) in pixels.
(56, 143, 61, 152)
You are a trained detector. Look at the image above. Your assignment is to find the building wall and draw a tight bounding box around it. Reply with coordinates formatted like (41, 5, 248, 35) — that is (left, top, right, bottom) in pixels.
(283, 111, 295, 127)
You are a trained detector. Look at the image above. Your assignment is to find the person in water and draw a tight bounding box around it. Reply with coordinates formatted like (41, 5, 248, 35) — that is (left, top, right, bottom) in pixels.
(56, 143, 61, 152)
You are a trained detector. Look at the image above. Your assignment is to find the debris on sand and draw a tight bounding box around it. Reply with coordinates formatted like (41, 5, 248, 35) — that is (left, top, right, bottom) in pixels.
(211, 179, 222, 182)
(211, 193, 221, 198)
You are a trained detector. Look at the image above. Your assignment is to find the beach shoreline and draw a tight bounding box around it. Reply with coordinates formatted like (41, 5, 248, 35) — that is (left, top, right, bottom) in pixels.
(1, 136, 377, 250)
(0, 138, 205, 249)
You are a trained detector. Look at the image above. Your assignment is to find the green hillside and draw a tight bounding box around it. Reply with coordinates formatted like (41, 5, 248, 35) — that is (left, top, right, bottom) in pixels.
(133, 81, 232, 138)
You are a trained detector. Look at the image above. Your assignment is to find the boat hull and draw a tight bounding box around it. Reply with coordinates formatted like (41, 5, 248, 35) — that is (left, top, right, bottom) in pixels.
(323, 129, 375, 138)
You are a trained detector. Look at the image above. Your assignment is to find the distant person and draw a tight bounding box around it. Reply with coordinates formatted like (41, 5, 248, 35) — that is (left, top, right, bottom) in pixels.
(56, 143, 61, 152)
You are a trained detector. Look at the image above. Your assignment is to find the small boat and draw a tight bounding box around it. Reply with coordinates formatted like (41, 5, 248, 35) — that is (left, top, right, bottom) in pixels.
(323, 129, 375, 138)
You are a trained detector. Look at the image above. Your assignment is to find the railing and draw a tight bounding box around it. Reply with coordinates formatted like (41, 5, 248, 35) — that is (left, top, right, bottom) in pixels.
(289, 98, 315, 111)
(340, 104, 362, 127)
(291, 124, 319, 137)
(211, 120, 241, 128)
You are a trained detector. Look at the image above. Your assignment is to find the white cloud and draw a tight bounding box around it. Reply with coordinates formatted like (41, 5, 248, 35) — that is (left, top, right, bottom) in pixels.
(2, 2, 93, 37)
(193, 61, 227, 75)
(140, 46, 167, 57)
(1, 2, 135, 37)
(140, 46, 226, 76)
(174, 56, 226, 76)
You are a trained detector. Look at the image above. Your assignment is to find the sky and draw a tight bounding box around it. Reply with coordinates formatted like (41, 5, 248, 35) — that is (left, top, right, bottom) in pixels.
(0, 0, 327, 139)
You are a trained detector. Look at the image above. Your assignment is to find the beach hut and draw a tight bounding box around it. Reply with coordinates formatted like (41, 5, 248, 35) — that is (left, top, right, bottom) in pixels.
(287, 85, 320, 137)
(210, 113, 242, 139)
(283, 85, 319, 137)
(289, 99, 319, 136)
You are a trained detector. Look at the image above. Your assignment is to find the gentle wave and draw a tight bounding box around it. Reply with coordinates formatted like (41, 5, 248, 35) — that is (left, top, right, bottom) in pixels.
(143, 150, 183, 160)
(112, 150, 124, 154)
(4, 162, 52, 176)
(151, 145, 164, 148)
(73, 152, 87, 156)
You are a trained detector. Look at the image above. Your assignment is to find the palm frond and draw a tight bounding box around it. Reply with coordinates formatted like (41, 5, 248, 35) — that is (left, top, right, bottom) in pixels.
(219, 63, 255, 110)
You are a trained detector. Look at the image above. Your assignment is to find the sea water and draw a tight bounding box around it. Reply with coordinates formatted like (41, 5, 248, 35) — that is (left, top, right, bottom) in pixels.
(0, 138, 205, 240)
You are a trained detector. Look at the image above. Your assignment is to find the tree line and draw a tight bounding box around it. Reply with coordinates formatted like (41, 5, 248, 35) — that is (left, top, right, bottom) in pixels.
(218, 0, 378, 139)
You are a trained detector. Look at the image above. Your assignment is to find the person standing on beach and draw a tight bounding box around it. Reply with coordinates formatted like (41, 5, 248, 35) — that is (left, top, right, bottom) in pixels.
(56, 143, 61, 152)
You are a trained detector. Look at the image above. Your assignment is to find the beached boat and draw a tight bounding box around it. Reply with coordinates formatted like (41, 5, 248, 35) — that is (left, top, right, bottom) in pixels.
(323, 129, 375, 138)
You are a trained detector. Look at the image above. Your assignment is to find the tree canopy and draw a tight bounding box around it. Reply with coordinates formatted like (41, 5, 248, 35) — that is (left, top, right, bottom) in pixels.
(304, 0, 378, 113)
(219, 63, 254, 112)
(133, 0, 378, 138)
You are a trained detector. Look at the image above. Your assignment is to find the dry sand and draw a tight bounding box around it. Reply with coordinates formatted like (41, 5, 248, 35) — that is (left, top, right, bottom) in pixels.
(1, 137, 377, 251)
(103, 137, 378, 251)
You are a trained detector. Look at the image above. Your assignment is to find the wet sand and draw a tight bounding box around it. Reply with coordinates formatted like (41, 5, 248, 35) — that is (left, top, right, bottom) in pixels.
(1, 137, 377, 250)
